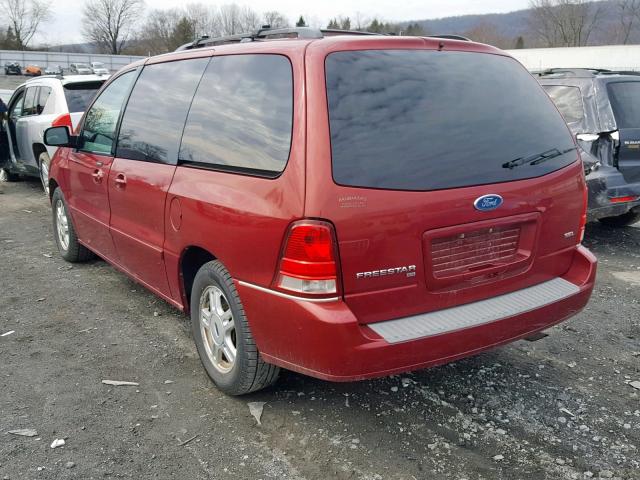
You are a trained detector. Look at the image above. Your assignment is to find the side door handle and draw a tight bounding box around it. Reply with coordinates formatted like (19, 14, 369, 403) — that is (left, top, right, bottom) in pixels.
(91, 169, 104, 183)
(114, 173, 127, 188)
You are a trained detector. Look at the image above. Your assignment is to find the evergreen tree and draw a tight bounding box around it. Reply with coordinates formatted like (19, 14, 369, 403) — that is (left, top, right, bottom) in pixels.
(340, 17, 351, 30)
(296, 15, 306, 27)
(515, 36, 525, 49)
(405, 23, 425, 36)
(327, 18, 340, 29)
(172, 17, 196, 49)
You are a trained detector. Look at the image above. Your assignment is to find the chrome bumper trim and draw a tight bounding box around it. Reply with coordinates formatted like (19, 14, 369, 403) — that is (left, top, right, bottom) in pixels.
(237, 281, 340, 303)
(369, 278, 580, 344)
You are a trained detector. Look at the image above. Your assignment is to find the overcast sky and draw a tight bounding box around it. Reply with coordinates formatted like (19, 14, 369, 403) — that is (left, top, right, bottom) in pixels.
(37, 0, 531, 45)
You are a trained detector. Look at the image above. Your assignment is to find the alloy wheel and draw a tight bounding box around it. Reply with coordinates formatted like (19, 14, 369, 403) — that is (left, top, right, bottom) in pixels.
(199, 285, 236, 374)
(55, 200, 70, 251)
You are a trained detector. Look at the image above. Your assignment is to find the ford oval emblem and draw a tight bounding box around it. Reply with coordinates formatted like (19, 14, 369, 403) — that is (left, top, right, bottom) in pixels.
(474, 194, 503, 212)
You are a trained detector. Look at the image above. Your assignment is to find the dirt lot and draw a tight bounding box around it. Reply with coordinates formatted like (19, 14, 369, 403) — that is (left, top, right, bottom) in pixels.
(0, 178, 639, 480)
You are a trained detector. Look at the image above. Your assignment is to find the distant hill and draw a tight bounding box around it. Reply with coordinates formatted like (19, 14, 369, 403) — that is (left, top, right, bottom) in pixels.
(38, 0, 637, 53)
(402, 1, 638, 48)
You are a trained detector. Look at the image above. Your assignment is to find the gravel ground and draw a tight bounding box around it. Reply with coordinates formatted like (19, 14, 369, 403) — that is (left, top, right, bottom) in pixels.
(0, 178, 639, 480)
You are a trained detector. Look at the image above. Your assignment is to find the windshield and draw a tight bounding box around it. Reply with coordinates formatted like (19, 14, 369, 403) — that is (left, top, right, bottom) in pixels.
(607, 81, 640, 128)
(76, 64, 89, 68)
(92, 63, 105, 68)
(63, 81, 104, 112)
(325, 50, 577, 191)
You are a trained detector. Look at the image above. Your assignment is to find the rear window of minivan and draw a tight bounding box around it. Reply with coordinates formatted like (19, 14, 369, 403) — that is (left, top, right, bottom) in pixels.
(64, 81, 104, 113)
(325, 50, 577, 191)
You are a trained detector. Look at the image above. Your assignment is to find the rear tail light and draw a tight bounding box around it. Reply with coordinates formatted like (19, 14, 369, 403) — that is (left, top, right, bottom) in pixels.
(609, 195, 639, 204)
(275, 220, 340, 296)
(51, 113, 72, 129)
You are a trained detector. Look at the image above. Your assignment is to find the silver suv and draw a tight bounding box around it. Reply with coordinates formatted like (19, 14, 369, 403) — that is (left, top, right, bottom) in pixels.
(0, 75, 106, 193)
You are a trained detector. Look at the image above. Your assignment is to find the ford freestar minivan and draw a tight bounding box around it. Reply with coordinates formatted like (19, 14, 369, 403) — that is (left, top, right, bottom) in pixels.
(44, 27, 597, 395)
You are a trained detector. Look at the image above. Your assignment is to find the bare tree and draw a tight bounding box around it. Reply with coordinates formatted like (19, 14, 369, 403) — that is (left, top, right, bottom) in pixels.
(82, 0, 145, 54)
(185, 3, 221, 38)
(463, 21, 513, 48)
(529, 0, 604, 47)
(0, 0, 51, 49)
(616, 0, 640, 44)
(263, 11, 289, 29)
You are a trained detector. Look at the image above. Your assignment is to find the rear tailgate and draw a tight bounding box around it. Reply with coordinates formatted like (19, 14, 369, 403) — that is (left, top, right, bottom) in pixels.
(305, 40, 584, 325)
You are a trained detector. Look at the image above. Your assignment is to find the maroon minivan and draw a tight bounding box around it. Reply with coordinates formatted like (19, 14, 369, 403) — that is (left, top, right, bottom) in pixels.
(44, 28, 597, 395)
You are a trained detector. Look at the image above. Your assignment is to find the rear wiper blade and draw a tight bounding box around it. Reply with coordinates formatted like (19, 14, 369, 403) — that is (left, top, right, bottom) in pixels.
(502, 147, 576, 169)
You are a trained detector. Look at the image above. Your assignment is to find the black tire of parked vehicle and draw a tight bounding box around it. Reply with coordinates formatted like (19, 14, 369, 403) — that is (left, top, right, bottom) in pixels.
(38, 152, 51, 196)
(0, 167, 19, 182)
(190, 260, 280, 395)
(51, 188, 94, 262)
(598, 210, 640, 228)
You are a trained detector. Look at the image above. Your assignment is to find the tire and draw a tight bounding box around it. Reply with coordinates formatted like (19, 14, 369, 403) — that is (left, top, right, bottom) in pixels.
(0, 167, 19, 182)
(38, 151, 51, 196)
(190, 260, 279, 395)
(598, 210, 640, 228)
(51, 188, 94, 263)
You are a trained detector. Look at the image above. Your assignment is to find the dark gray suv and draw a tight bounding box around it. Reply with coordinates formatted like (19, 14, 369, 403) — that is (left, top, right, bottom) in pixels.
(537, 68, 640, 227)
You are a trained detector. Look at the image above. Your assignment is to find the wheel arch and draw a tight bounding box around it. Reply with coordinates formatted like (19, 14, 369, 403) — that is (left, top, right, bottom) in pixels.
(179, 246, 217, 312)
(32, 142, 47, 165)
(48, 178, 59, 202)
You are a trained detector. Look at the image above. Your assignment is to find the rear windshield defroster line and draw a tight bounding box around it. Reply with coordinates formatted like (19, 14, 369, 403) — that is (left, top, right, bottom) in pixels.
(325, 50, 577, 191)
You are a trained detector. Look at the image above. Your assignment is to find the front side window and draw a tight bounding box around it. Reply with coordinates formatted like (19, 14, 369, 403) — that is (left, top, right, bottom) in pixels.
(80, 70, 136, 154)
(179, 54, 293, 176)
(10, 91, 24, 118)
(116, 58, 209, 164)
(543, 85, 584, 124)
(607, 81, 640, 128)
(22, 87, 38, 116)
(326, 50, 577, 191)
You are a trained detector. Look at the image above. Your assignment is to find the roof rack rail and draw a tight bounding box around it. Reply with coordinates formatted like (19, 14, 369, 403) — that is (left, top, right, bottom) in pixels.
(534, 68, 640, 78)
(426, 34, 471, 41)
(176, 25, 383, 50)
(175, 25, 472, 51)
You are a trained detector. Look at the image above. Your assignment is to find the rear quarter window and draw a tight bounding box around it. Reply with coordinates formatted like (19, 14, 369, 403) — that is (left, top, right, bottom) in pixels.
(64, 81, 104, 113)
(179, 54, 293, 176)
(326, 50, 577, 191)
(607, 81, 640, 128)
(542, 85, 584, 124)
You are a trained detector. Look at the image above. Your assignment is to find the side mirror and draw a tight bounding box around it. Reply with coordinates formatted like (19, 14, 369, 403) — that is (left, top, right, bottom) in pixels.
(44, 126, 76, 147)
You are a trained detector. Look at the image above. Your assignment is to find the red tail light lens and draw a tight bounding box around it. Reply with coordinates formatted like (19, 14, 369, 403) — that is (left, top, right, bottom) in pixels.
(609, 195, 639, 204)
(51, 113, 72, 129)
(276, 220, 339, 295)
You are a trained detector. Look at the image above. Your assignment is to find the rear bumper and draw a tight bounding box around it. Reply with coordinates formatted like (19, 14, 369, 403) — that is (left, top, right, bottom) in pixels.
(237, 245, 597, 382)
(586, 165, 640, 221)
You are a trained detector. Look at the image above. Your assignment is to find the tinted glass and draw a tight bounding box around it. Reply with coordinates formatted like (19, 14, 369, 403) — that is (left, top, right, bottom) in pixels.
(180, 54, 293, 175)
(37, 86, 52, 114)
(607, 81, 640, 128)
(64, 81, 105, 113)
(10, 92, 24, 117)
(23, 87, 37, 116)
(81, 71, 136, 154)
(543, 85, 584, 124)
(116, 59, 208, 164)
(326, 50, 577, 191)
